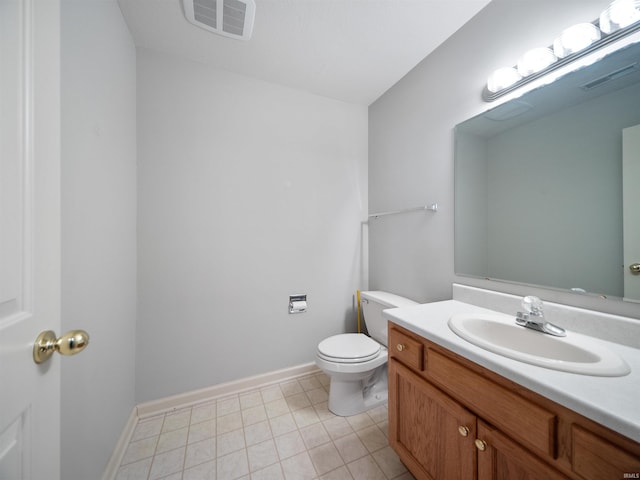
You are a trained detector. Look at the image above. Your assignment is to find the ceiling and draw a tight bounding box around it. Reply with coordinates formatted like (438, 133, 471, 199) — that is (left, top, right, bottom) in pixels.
(117, 0, 492, 105)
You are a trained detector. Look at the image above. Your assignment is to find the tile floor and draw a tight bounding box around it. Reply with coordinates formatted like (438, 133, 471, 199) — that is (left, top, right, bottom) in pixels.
(115, 372, 416, 480)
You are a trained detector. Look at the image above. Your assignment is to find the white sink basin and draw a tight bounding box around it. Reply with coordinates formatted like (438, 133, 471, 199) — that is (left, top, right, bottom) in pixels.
(448, 313, 630, 376)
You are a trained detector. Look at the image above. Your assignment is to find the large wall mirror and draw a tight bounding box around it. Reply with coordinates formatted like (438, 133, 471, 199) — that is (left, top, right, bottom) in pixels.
(455, 33, 640, 303)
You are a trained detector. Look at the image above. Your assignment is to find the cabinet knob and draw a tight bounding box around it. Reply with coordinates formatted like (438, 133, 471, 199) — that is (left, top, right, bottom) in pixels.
(396, 344, 405, 352)
(458, 426, 469, 437)
(474, 439, 487, 451)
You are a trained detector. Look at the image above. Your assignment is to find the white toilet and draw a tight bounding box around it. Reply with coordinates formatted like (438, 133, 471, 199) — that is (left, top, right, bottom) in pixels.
(315, 291, 418, 416)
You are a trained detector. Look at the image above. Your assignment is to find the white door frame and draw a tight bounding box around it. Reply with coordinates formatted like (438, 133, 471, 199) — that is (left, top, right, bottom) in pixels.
(623, 123, 640, 303)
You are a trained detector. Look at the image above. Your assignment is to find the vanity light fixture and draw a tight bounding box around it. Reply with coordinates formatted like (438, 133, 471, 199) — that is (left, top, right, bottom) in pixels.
(484, 0, 640, 101)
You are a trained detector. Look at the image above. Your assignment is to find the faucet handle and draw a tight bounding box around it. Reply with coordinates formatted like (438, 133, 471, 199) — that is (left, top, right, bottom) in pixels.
(522, 296, 543, 316)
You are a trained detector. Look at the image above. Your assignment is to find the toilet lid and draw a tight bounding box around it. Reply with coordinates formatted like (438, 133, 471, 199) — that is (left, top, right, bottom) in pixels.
(317, 334, 381, 363)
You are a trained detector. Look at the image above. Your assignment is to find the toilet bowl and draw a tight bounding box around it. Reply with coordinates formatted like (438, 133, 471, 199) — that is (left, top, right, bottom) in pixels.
(315, 291, 417, 416)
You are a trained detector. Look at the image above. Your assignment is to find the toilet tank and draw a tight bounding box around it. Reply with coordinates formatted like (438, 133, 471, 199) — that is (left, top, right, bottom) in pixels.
(360, 291, 418, 346)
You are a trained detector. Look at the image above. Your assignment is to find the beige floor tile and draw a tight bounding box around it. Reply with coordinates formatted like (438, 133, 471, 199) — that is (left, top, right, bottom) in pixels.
(117, 374, 405, 480)
(292, 406, 320, 429)
(298, 376, 322, 391)
(182, 459, 216, 480)
(393, 471, 417, 480)
(279, 380, 303, 397)
(378, 420, 390, 437)
(217, 428, 246, 457)
(149, 447, 185, 480)
(115, 457, 152, 480)
(372, 446, 408, 478)
(191, 402, 216, 424)
(308, 442, 345, 475)
(251, 462, 285, 480)
(265, 398, 290, 418)
(280, 451, 317, 479)
(217, 395, 241, 416)
(218, 411, 244, 434)
(356, 425, 388, 453)
(121, 436, 158, 465)
(131, 416, 163, 442)
(333, 433, 368, 464)
(240, 390, 263, 410)
(162, 410, 191, 433)
(269, 412, 297, 437)
(318, 465, 354, 480)
(275, 430, 307, 459)
(299, 422, 331, 450)
(185, 437, 216, 469)
(261, 385, 285, 403)
(217, 449, 250, 479)
(242, 405, 268, 426)
(286, 392, 312, 411)
(156, 427, 188, 454)
(316, 373, 331, 388)
(323, 416, 354, 440)
(188, 418, 216, 443)
(159, 473, 182, 480)
(346, 455, 386, 480)
(314, 402, 335, 422)
(305, 387, 329, 405)
(346, 412, 375, 432)
(366, 405, 388, 425)
(244, 419, 273, 446)
(247, 439, 279, 472)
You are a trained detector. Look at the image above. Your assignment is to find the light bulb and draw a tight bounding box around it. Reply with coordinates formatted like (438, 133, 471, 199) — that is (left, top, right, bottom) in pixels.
(517, 48, 557, 77)
(553, 23, 601, 58)
(487, 67, 522, 93)
(600, 0, 640, 34)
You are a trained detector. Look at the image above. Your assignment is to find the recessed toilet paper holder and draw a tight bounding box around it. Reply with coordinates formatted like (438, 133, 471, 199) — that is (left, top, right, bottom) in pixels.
(289, 294, 307, 314)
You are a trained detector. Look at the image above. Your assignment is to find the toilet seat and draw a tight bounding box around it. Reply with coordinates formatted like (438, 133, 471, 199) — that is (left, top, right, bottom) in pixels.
(317, 334, 381, 364)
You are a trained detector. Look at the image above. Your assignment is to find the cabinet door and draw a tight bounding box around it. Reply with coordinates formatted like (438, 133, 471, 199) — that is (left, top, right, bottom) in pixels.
(571, 425, 640, 480)
(389, 359, 476, 480)
(477, 421, 570, 480)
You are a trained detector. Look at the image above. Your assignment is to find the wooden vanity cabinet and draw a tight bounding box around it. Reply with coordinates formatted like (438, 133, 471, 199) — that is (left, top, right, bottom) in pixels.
(390, 359, 477, 479)
(388, 322, 640, 480)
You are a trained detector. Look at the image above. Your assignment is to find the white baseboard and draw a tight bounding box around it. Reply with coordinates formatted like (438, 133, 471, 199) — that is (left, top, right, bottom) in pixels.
(103, 362, 322, 479)
(137, 362, 321, 419)
(101, 407, 138, 480)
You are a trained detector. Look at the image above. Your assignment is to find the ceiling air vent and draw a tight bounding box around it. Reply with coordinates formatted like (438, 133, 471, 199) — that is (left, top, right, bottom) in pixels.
(183, 0, 256, 41)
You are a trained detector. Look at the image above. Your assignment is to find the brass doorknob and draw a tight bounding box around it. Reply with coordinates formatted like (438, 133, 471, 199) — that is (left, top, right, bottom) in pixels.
(630, 263, 640, 275)
(33, 329, 90, 364)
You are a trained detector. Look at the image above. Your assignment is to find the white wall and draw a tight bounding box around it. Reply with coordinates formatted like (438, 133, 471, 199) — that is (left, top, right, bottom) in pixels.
(369, 0, 640, 318)
(136, 50, 368, 402)
(61, 1, 137, 479)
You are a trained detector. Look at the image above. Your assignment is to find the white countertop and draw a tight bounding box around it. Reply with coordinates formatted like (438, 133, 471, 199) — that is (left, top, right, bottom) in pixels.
(384, 299, 640, 443)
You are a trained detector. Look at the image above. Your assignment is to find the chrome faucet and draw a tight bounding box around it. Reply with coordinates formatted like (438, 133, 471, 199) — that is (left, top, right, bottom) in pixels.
(515, 296, 566, 337)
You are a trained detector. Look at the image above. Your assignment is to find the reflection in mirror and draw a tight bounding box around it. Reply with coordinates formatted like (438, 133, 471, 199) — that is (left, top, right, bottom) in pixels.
(455, 36, 640, 302)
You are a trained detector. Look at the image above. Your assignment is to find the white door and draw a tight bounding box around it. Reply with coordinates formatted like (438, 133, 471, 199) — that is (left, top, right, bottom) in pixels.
(623, 123, 640, 303)
(0, 1, 62, 479)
